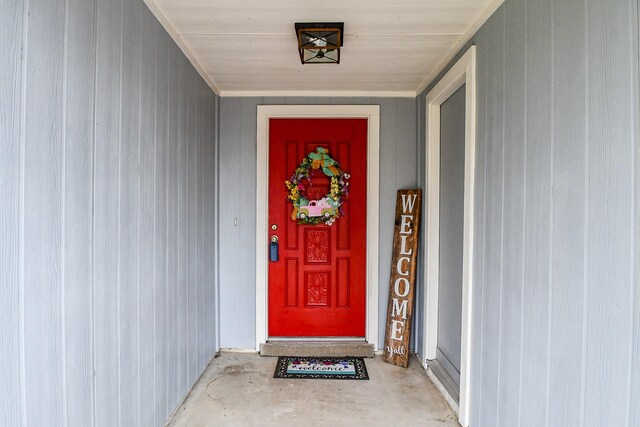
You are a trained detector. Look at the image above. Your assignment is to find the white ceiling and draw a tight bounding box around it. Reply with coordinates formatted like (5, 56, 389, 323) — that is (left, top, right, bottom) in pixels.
(145, 0, 502, 96)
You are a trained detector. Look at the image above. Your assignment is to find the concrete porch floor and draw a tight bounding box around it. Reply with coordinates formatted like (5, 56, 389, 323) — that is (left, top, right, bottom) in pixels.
(166, 352, 460, 426)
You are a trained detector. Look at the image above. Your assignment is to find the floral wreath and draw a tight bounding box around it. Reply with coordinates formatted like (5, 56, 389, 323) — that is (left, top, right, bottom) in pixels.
(284, 147, 350, 225)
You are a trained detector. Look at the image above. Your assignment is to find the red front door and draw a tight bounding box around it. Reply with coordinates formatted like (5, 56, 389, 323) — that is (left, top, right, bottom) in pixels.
(268, 118, 367, 337)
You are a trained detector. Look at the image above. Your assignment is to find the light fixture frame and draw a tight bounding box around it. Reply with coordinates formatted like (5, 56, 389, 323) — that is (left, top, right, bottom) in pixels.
(295, 22, 344, 64)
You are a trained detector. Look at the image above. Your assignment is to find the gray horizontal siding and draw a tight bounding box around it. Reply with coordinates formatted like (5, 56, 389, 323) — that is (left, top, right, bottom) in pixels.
(0, 0, 219, 425)
(419, 0, 640, 425)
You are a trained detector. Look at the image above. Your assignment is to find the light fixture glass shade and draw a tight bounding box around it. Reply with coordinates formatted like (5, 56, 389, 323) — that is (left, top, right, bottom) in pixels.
(295, 23, 344, 64)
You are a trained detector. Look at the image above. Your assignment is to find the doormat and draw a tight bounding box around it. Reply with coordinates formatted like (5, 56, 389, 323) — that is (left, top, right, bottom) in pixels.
(273, 356, 369, 380)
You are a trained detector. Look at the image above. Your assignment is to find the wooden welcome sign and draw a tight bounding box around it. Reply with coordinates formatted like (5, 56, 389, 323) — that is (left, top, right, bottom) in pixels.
(383, 189, 422, 368)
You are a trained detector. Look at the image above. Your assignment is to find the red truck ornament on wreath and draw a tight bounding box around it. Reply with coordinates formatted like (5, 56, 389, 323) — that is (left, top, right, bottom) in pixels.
(297, 197, 339, 219)
(286, 147, 349, 226)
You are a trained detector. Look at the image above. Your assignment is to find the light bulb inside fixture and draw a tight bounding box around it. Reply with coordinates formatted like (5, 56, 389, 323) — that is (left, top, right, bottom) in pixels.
(313, 37, 327, 47)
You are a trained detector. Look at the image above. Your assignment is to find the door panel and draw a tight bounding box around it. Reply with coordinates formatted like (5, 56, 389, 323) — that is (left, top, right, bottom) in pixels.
(438, 85, 465, 386)
(268, 118, 367, 337)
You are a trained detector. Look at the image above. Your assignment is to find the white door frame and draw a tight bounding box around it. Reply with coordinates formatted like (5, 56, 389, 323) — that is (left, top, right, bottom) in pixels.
(255, 105, 380, 351)
(423, 46, 476, 427)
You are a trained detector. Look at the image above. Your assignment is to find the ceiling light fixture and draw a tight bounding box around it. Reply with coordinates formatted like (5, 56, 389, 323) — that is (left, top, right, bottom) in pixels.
(295, 22, 344, 64)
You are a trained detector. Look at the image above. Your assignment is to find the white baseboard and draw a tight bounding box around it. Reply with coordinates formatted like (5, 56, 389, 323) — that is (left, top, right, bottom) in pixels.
(425, 359, 460, 414)
(219, 348, 260, 354)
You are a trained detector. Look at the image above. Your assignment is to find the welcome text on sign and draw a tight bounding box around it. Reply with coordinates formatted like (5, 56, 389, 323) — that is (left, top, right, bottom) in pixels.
(383, 190, 422, 368)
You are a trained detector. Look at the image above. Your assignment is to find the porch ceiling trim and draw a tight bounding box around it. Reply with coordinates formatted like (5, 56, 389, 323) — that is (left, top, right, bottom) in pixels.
(218, 90, 417, 98)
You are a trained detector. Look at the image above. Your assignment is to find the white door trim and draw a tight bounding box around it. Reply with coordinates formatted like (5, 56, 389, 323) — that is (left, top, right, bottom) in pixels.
(423, 46, 476, 427)
(255, 105, 380, 352)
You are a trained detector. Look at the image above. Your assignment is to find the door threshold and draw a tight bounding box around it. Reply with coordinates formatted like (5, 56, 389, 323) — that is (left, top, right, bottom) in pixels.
(260, 340, 374, 358)
(268, 337, 367, 342)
